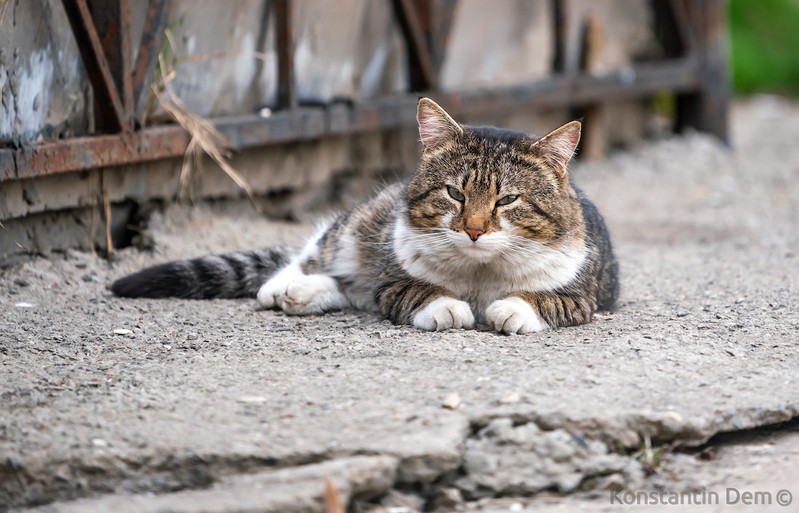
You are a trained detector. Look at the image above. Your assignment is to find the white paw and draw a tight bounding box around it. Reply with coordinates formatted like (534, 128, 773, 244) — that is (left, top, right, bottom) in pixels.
(485, 297, 548, 335)
(257, 268, 346, 315)
(413, 297, 475, 331)
(256, 274, 287, 309)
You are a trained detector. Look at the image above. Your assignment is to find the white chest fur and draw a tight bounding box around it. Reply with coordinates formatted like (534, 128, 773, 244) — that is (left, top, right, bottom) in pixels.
(392, 217, 586, 313)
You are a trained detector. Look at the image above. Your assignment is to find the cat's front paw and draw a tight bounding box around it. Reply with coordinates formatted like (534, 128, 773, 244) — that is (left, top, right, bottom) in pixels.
(257, 272, 345, 315)
(485, 297, 548, 335)
(413, 297, 475, 331)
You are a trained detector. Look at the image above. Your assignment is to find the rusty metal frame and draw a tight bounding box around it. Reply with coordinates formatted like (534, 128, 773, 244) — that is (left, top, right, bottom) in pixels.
(131, 0, 170, 121)
(392, 0, 438, 91)
(61, 0, 134, 132)
(0, 0, 728, 183)
(274, 0, 297, 110)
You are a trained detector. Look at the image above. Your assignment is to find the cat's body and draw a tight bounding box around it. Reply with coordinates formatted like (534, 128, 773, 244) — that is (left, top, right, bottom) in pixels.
(112, 99, 618, 334)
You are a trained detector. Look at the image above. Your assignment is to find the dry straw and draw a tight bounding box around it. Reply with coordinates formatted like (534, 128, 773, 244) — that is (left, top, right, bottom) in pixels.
(152, 32, 261, 212)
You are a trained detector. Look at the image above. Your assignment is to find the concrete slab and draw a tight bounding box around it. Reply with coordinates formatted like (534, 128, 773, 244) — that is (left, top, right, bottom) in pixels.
(2, 98, 798, 511)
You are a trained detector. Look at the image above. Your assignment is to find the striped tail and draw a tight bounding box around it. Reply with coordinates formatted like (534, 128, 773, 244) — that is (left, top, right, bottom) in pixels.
(111, 247, 294, 299)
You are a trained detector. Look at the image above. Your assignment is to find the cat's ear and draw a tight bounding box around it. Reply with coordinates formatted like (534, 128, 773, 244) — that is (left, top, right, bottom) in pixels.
(531, 120, 581, 179)
(417, 98, 463, 151)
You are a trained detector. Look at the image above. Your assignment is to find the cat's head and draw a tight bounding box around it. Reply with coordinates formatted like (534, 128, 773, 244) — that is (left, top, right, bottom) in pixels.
(404, 98, 585, 262)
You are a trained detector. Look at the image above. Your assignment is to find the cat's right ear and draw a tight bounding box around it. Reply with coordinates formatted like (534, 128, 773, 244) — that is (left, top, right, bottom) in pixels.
(417, 98, 463, 151)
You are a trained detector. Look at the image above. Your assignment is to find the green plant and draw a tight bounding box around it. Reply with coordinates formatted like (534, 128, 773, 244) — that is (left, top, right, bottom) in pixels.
(729, 0, 799, 95)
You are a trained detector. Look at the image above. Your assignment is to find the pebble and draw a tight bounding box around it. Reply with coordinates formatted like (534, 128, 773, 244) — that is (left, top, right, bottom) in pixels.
(442, 393, 461, 410)
(237, 395, 267, 404)
(499, 392, 521, 404)
(430, 487, 463, 510)
(13, 278, 30, 287)
(15, 302, 35, 308)
(113, 329, 133, 336)
(82, 273, 95, 282)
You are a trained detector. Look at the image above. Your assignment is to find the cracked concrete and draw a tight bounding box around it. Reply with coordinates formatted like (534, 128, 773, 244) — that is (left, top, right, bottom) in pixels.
(2, 98, 799, 512)
(456, 419, 641, 498)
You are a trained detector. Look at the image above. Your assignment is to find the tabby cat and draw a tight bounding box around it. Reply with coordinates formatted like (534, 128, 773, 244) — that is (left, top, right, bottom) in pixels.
(112, 98, 618, 334)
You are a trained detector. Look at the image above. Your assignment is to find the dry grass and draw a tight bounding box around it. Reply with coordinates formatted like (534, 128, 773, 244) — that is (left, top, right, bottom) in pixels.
(151, 31, 261, 212)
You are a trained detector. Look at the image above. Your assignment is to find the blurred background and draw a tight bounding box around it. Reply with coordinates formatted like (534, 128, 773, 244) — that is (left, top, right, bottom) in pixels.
(729, 0, 799, 95)
(0, 0, 798, 263)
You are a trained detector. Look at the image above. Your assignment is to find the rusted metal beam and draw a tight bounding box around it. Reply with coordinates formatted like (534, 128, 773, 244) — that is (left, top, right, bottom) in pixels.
(0, 58, 702, 182)
(674, 0, 729, 143)
(669, 0, 698, 53)
(274, 0, 297, 110)
(132, 0, 171, 122)
(392, 0, 437, 91)
(90, 0, 133, 117)
(411, 0, 458, 72)
(61, 0, 134, 132)
(652, 0, 697, 57)
(441, 58, 702, 119)
(551, 0, 567, 73)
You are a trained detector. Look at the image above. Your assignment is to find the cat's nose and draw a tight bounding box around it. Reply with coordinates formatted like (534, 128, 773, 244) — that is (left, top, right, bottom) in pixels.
(465, 227, 485, 241)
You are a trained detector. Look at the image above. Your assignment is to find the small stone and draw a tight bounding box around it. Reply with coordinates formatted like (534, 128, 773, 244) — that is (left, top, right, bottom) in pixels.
(75, 262, 88, 269)
(13, 278, 30, 287)
(91, 438, 108, 448)
(430, 487, 462, 510)
(509, 503, 524, 513)
(15, 302, 35, 308)
(596, 473, 626, 491)
(82, 273, 95, 282)
(442, 393, 461, 410)
(113, 329, 133, 336)
(238, 395, 267, 404)
(663, 410, 684, 424)
(499, 392, 521, 404)
(380, 489, 424, 511)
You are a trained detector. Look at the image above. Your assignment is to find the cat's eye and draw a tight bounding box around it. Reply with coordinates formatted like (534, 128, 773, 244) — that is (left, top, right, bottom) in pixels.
(447, 186, 465, 202)
(496, 194, 518, 207)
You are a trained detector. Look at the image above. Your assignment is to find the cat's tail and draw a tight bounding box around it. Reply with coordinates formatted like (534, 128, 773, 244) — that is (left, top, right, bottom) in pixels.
(110, 247, 294, 299)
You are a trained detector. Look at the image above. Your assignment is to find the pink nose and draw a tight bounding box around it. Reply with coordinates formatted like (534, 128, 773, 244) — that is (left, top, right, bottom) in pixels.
(465, 228, 485, 241)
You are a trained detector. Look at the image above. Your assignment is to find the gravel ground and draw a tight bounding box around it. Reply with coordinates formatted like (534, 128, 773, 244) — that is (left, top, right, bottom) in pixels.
(1, 97, 798, 512)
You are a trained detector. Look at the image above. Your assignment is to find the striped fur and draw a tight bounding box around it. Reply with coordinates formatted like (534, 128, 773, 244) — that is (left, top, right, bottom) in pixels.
(112, 98, 619, 334)
(111, 248, 293, 299)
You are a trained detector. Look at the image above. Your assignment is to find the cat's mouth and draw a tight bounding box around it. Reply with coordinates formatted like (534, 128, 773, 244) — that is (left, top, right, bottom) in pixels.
(458, 241, 497, 261)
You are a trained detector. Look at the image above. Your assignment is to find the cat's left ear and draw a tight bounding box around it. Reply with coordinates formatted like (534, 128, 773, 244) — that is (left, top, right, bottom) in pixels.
(531, 120, 581, 179)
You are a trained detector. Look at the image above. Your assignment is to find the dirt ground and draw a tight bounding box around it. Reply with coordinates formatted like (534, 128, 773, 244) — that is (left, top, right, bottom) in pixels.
(1, 97, 798, 512)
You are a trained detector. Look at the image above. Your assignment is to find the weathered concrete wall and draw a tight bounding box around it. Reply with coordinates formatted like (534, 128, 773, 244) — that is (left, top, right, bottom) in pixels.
(156, 0, 279, 119)
(294, 0, 408, 103)
(148, 0, 409, 118)
(441, 0, 553, 91)
(562, 0, 656, 74)
(0, 127, 421, 264)
(0, 0, 91, 143)
(0, 0, 409, 138)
